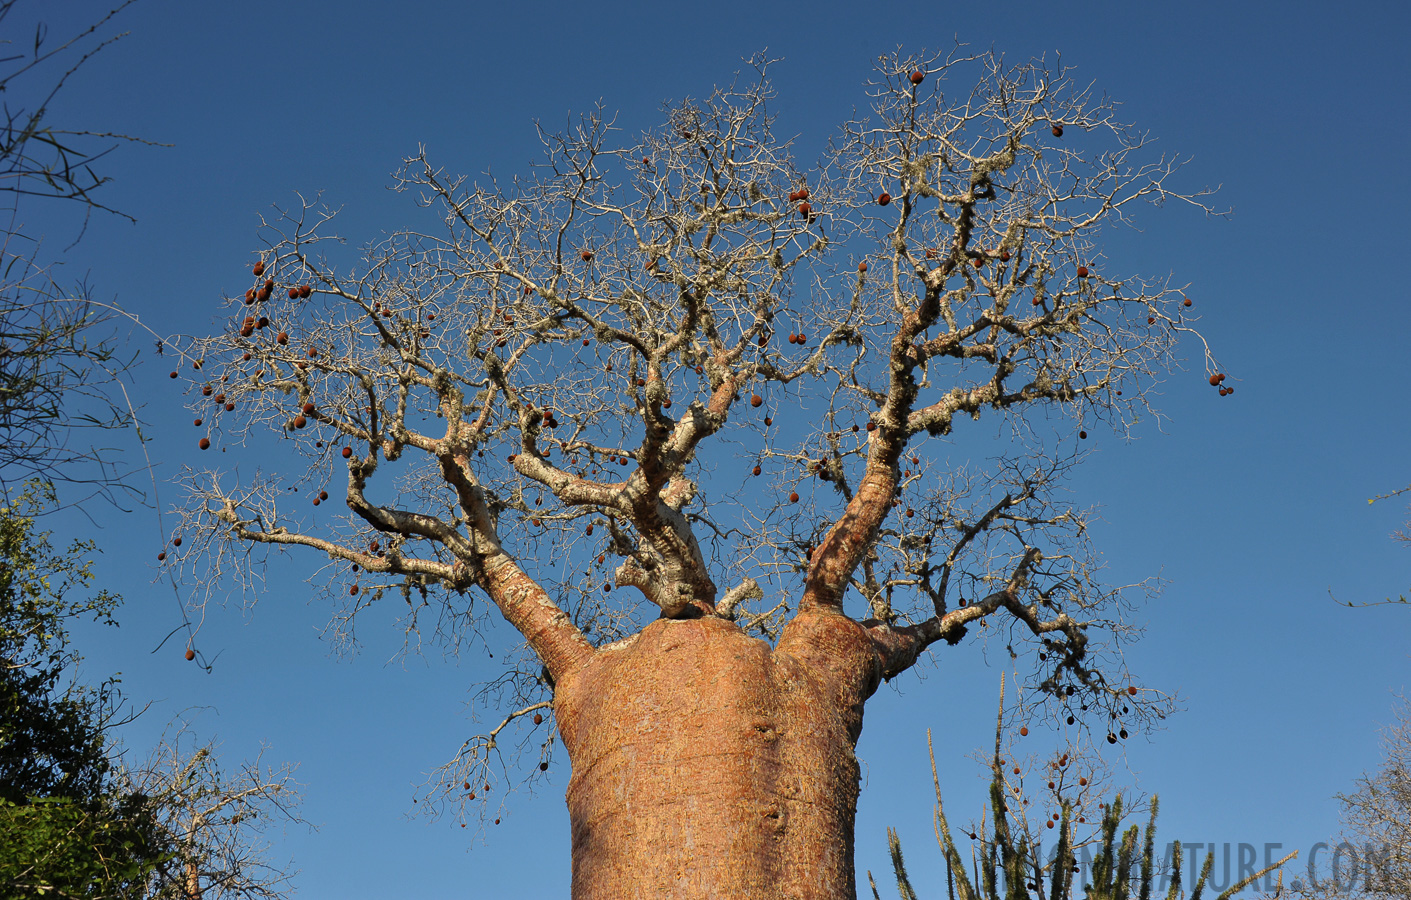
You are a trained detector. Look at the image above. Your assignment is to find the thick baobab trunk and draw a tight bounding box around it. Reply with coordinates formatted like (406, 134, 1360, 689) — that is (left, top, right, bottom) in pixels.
(553, 611, 883, 900)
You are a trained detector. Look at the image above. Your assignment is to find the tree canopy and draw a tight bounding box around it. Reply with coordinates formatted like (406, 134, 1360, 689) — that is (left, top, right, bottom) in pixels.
(164, 52, 1221, 819)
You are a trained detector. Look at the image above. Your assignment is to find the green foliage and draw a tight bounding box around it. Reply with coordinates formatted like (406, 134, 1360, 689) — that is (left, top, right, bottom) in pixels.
(0, 481, 175, 898)
(0, 795, 169, 899)
(0, 480, 122, 804)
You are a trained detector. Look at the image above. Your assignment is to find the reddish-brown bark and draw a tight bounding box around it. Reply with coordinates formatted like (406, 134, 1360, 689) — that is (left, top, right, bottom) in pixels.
(553, 612, 882, 900)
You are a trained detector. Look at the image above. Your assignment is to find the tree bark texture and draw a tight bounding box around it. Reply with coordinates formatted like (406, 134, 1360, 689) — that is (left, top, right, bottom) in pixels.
(554, 611, 883, 900)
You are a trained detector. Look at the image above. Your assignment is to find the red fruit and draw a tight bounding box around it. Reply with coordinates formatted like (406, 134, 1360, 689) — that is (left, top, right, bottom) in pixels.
(257, 316, 269, 328)
(242, 352, 252, 361)
(1000, 249, 1011, 262)
(877, 192, 891, 206)
(1051, 124, 1064, 137)
(313, 497, 321, 506)
(752, 465, 762, 476)
(858, 261, 867, 273)
(788, 190, 800, 202)
(763, 417, 772, 426)
(256, 287, 271, 302)
(1046, 820, 1055, 829)
(185, 648, 195, 661)
(533, 713, 543, 725)
(158, 551, 166, 561)
(1147, 316, 1156, 325)
(1183, 297, 1192, 307)
(170, 371, 178, 379)
(909, 70, 925, 85)
(788, 333, 798, 344)
(265, 278, 275, 290)
(1020, 726, 1029, 736)
(507, 454, 517, 462)
(293, 416, 307, 429)
(194, 418, 202, 427)
(253, 261, 265, 276)
(277, 332, 289, 345)
(299, 284, 312, 298)
(302, 402, 316, 414)
(1217, 373, 1227, 383)
(851, 424, 859, 432)
(866, 421, 877, 432)
(972, 256, 984, 268)
(213, 393, 225, 404)
(1209, 374, 1221, 386)
(797, 202, 811, 217)
(1127, 685, 1137, 695)
(342, 447, 353, 459)
(1079, 430, 1088, 440)
(199, 438, 211, 450)
(288, 287, 299, 299)
(320, 490, 329, 501)
(789, 491, 799, 503)
(750, 394, 763, 408)
(225, 403, 235, 412)
(350, 585, 359, 596)
(906, 509, 914, 518)
(796, 333, 806, 345)
(580, 250, 593, 262)
(1077, 265, 1089, 278)
(202, 385, 213, 396)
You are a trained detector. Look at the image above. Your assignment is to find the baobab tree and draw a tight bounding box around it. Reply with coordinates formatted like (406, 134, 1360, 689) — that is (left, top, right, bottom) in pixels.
(166, 49, 1222, 899)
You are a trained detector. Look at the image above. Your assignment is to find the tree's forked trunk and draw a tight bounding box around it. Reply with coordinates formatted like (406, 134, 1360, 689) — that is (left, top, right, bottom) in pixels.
(553, 612, 881, 900)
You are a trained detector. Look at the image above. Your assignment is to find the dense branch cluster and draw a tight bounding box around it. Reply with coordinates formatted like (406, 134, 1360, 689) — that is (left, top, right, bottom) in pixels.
(163, 50, 1218, 815)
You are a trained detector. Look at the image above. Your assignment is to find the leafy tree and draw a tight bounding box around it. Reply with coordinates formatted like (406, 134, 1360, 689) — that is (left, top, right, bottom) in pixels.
(0, 480, 171, 898)
(0, 484, 311, 900)
(169, 50, 1225, 898)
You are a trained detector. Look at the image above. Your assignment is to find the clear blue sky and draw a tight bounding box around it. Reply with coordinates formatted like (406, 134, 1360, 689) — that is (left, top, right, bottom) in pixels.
(15, 0, 1410, 896)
